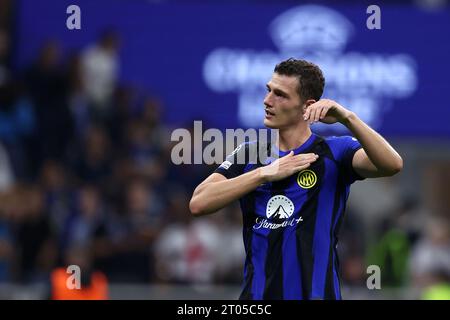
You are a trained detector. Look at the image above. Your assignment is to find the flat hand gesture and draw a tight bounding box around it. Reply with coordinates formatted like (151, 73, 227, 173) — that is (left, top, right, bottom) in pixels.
(260, 151, 318, 182)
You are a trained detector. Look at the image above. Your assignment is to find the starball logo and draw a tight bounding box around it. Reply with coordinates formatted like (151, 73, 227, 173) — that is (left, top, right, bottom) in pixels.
(203, 5, 418, 133)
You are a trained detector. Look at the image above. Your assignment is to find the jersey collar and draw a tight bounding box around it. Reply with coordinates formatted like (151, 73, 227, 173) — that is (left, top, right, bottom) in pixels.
(272, 133, 317, 157)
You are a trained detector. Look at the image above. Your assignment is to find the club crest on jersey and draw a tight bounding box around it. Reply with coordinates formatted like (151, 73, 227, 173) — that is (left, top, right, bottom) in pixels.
(297, 169, 317, 189)
(266, 195, 294, 219)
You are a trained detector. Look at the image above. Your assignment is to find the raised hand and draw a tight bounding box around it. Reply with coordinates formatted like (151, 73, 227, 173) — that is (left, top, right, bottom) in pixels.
(303, 99, 354, 125)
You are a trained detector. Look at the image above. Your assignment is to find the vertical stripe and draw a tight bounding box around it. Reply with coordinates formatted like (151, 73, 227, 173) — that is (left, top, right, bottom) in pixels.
(239, 191, 256, 300)
(240, 142, 269, 300)
(263, 178, 288, 300)
(324, 245, 335, 299)
(263, 228, 284, 299)
(295, 192, 318, 299)
(239, 161, 255, 300)
(333, 256, 342, 300)
(331, 185, 350, 300)
(251, 221, 270, 299)
(281, 175, 310, 300)
(311, 157, 336, 299)
(295, 137, 324, 299)
(250, 181, 271, 300)
(331, 184, 345, 300)
(282, 223, 303, 299)
(324, 171, 344, 299)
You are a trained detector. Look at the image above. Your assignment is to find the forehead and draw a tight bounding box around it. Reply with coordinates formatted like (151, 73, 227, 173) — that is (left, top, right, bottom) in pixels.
(267, 73, 299, 95)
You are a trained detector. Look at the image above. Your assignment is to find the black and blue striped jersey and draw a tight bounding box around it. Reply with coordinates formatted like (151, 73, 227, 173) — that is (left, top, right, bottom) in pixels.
(214, 133, 364, 300)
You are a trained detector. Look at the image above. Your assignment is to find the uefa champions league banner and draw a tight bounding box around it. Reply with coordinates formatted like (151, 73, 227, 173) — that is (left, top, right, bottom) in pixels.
(16, 0, 450, 138)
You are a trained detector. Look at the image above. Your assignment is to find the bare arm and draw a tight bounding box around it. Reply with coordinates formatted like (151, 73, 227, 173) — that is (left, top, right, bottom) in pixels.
(304, 99, 403, 178)
(345, 113, 403, 178)
(189, 171, 264, 216)
(189, 151, 318, 216)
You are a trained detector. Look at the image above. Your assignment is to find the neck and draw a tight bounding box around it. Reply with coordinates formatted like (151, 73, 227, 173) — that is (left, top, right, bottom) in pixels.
(276, 123, 312, 151)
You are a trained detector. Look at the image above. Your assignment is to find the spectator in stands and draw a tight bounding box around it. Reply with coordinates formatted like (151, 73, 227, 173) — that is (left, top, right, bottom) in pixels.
(96, 177, 163, 283)
(81, 30, 120, 122)
(0, 80, 35, 179)
(72, 125, 113, 188)
(13, 186, 57, 283)
(62, 184, 106, 251)
(212, 203, 245, 284)
(0, 141, 14, 191)
(24, 41, 73, 169)
(0, 28, 10, 86)
(0, 210, 13, 282)
(125, 120, 165, 181)
(66, 53, 92, 140)
(155, 188, 220, 284)
(409, 216, 450, 288)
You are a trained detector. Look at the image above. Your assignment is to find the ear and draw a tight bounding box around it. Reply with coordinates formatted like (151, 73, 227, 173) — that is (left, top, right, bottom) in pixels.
(302, 99, 317, 114)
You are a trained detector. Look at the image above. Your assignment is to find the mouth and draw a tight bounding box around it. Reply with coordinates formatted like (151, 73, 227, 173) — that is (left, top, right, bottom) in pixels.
(265, 109, 275, 117)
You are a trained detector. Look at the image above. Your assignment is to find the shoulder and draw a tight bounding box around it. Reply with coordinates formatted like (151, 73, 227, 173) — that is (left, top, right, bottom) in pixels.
(217, 139, 268, 173)
(322, 135, 360, 149)
(227, 140, 268, 158)
(323, 135, 359, 144)
(320, 135, 362, 160)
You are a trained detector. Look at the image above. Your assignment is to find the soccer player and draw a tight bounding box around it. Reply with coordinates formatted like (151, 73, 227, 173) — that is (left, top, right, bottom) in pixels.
(189, 58, 403, 300)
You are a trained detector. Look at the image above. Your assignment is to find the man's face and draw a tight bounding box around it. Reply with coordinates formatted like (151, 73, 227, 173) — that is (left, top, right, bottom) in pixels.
(263, 73, 304, 129)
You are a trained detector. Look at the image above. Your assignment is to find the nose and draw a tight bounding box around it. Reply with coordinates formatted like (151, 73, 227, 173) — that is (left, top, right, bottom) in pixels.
(264, 92, 273, 108)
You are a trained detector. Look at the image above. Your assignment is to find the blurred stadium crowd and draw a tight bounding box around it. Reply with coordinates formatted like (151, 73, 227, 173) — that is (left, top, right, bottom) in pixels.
(0, 1, 449, 299)
(0, 27, 247, 287)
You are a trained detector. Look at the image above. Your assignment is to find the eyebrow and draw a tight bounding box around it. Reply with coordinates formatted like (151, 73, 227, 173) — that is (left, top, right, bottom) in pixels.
(266, 83, 289, 98)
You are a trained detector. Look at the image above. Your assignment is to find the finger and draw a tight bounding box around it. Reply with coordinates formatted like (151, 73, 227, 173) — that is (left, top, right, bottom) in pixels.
(312, 106, 322, 124)
(300, 156, 318, 164)
(293, 162, 311, 172)
(297, 155, 318, 163)
(280, 150, 294, 159)
(319, 106, 330, 120)
(314, 106, 323, 122)
(293, 153, 318, 160)
(293, 152, 315, 157)
(308, 106, 317, 124)
(279, 151, 294, 163)
(293, 159, 317, 167)
(303, 107, 310, 121)
(294, 156, 318, 167)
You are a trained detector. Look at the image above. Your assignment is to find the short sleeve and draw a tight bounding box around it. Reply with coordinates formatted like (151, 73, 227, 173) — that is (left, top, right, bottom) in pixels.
(327, 136, 365, 185)
(214, 142, 250, 179)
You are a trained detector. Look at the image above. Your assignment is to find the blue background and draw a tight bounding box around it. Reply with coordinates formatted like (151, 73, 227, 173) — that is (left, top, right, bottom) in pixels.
(15, 0, 450, 138)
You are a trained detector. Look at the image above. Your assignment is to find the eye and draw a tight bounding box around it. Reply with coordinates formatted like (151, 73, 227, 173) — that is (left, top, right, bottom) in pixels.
(274, 91, 286, 98)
